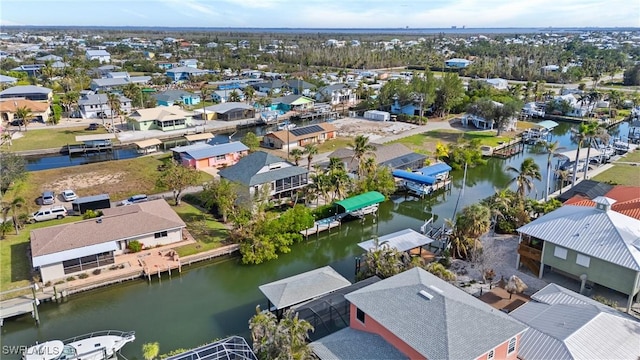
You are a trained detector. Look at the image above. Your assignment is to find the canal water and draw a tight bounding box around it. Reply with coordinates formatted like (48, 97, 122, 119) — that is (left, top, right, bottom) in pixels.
(1, 121, 630, 358)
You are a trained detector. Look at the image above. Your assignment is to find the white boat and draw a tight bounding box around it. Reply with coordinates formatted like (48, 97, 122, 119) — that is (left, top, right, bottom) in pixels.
(350, 204, 379, 218)
(613, 140, 629, 154)
(277, 121, 296, 131)
(596, 144, 615, 159)
(405, 181, 432, 197)
(23, 330, 135, 360)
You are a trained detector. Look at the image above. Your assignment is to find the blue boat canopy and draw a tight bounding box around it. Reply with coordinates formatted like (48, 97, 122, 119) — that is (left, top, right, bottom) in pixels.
(392, 170, 436, 185)
(536, 120, 559, 130)
(419, 163, 452, 177)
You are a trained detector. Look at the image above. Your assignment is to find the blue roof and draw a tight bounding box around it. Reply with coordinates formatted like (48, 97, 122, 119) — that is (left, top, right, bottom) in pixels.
(178, 142, 248, 160)
(392, 170, 436, 185)
(419, 163, 452, 177)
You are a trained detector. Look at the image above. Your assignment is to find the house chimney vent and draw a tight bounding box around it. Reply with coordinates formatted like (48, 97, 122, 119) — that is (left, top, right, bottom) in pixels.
(593, 196, 616, 212)
(428, 285, 444, 294)
(419, 290, 433, 300)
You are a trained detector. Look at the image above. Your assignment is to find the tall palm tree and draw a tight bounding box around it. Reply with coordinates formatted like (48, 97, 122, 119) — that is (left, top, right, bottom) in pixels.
(349, 134, 376, 177)
(200, 84, 210, 121)
(571, 122, 590, 187)
(228, 90, 241, 103)
(4, 197, 25, 235)
(507, 157, 542, 201)
(543, 141, 565, 201)
(242, 86, 255, 104)
(14, 106, 32, 132)
(304, 144, 318, 171)
(106, 93, 121, 131)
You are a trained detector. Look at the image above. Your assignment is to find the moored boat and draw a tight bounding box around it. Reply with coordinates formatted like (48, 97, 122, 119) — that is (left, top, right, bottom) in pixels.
(23, 330, 135, 360)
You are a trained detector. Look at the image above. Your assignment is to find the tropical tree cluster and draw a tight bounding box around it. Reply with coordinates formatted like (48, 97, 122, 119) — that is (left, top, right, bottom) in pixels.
(249, 306, 314, 360)
(438, 137, 487, 170)
(156, 160, 202, 205)
(0, 151, 27, 195)
(466, 98, 523, 135)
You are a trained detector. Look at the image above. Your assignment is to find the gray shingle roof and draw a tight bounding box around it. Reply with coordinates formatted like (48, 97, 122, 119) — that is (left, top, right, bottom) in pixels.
(259, 266, 351, 309)
(517, 200, 640, 270)
(511, 283, 640, 360)
(0, 85, 52, 96)
(153, 89, 197, 103)
(78, 93, 130, 106)
(311, 327, 407, 360)
(218, 151, 307, 187)
(345, 268, 527, 359)
(557, 180, 613, 203)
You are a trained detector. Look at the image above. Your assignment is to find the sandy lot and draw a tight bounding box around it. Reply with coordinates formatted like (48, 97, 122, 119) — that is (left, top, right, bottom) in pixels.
(332, 117, 418, 142)
(45, 172, 126, 193)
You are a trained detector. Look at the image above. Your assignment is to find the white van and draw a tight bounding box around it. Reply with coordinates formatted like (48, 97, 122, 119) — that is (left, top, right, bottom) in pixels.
(29, 206, 68, 223)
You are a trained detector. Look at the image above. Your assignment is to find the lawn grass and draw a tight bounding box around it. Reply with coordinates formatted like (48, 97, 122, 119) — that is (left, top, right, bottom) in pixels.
(465, 131, 514, 147)
(7, 126, 116, 152)
(316, 137, 353, 154)
(1, 216, 80, 298)
(172, 202, 229, 257)
(4, 154, 213, 210)
(616, 149, 640, 163)
(592, 165, 640, 187)
(391, 129, 512, 152)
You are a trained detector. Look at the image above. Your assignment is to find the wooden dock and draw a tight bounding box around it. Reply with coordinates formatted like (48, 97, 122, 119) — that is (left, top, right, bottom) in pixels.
(301, 219, 341, 237)
(64, 143, 113, 154)
(492, 138, 524, 158)
(0, 284, 52, 326)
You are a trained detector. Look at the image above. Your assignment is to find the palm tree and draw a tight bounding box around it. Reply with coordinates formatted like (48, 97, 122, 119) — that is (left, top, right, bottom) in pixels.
(571, 122, 590, 187)
(106, 93, 121, 131)
(3, 197, 25, 235)
(349, 134, 376, 177)
(200, 84, 210, 121)
(228, 90, 241, 103)
(242, 86, 255, 104)
(543, 141, 565, 201)
(507, 157, 542, 201)
(289, 148, 304, 166)
(304, 144, 318, 171)
(15, 106, 32, 132)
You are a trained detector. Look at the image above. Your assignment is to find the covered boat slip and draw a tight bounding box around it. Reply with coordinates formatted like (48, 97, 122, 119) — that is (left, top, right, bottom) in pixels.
(134, 138, 162, 154)
(66, 134, 116, 154)
(535, 120, 559, 130)
(258, 266, 351, 316)
(335, 191, 385, 214)
(184, 132, 214, 143)
(357, 228, 437, 261)
(392, 163, 453, 197)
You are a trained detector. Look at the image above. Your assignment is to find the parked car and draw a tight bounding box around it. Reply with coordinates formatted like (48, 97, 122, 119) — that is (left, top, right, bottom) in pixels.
(10, 119, 25, 126)
(119, 194, 148, 206)
(86, 123, 100, 131)
(62, 189, 78, 202)
(29, 206, 67, 223)
(42, 191, 55, 205)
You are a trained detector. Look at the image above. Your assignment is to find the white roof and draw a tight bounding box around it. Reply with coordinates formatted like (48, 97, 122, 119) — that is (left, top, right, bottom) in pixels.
(33, 241, 117, 267)
(517, 201, 640, 271)
(358, 229, 434, 253)
(130, 106, 192, 122)
(557, 148, 601, 161)
(75, 134, 116, 142)
(259, 266, 351, 310)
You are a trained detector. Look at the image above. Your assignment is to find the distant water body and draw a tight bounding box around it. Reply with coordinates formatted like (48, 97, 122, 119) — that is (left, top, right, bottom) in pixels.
(4, 26, 639, 35)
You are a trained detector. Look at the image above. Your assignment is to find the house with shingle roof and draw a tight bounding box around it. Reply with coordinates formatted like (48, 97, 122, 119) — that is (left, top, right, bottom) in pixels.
(0, 74, 18, 85)
(510, 283, 640, 360)
(328, 143, 426, 174)
(516, 196, 640, 313)
(77, 93, 131, 119)
(218, 151, 308, 200)
(171, 141, 248, 169)
(315, 83, 356, 106)
(193, 102, 255, 121)
(252, 79, 314, 96)
(0, 85, 53, 102)
(261, 123, 336, 150)
(0, 98, 51, 123)
(311, 268, 527, 360)
(30, 199, 186, 283)
(127, 106, 194, 131)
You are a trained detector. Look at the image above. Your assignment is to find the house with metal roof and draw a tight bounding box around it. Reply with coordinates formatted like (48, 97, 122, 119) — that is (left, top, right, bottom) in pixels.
(270, 95, 315, 112)
(445, 58, 472, 68)
(563, 184, 640, 220)
(311, 268, 527, 360)
(218, 151, 308, 200)
(85, 49, 111, 63)
(0, 74, 17, 85)
(0, 85, 53, 102)
(510, 283, 640, 360)
(30, 199, 186, 283)
(328, 143, 427, 174)
(516, 196, 640, 312)
(252, 79, 314, 96)
(77, 93, 131, 119)
(89, 75, 152, 92)
(153, 89, 200, 107)
(262, 123, 336, 150)
(127, 106, 194, 131)
(171, 141, 248, 169)
(36, 54, 63, 62)
(165, 66, 209, 82)
(193, 102, 255, 121)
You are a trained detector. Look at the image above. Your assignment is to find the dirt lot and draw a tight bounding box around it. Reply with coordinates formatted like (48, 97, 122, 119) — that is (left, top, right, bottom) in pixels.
(332, 118, 419, 141)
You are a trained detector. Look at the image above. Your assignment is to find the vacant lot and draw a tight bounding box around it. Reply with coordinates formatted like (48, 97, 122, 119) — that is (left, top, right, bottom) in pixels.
(173, 202, 230, 257)
(5, 154, 214, 211)
(391, 129, 514, 155)
(7, 126, 115, 152)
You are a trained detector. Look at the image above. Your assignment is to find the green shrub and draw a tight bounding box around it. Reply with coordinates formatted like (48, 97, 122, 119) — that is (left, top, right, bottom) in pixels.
(93, 269, 102, 275)
(44, 281, 52, 287)
(82, 210, 103, 219)
(54, 280, 65, 285)
(128, 240, 143, 253)
(592, 295, 618, 308)
(52, 104, 62, 124)
(78, 273, 89, 279)
(66, 276, 76, 281)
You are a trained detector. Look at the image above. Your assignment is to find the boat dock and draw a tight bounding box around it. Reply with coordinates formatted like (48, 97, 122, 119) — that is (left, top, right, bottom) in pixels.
(0, 284, 52, 326)
(64, 143, 114, 154)
(301, 218, 342, 238)
(492, 137, 525, 158)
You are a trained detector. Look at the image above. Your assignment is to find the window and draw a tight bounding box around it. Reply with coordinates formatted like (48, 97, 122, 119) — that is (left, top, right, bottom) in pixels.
(553, 246, 567, 260)
(356, 308, 365, 324)
(507, 337, 517, 355)
(215, 155, 226, 161)
(576, 253, 591, 267)
(487, 349, 495, 360)
(154, 231, 168, 239)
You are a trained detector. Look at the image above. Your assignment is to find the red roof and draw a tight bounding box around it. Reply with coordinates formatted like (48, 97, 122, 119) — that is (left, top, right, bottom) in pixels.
(565, 185, 640, 220)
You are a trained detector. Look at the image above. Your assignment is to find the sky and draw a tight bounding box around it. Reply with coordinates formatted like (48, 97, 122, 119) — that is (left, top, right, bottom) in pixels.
(0, 0, 639, 29)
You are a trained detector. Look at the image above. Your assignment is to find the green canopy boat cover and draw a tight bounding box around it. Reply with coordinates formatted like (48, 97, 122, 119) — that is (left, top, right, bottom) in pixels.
(336, 191, 385, 213)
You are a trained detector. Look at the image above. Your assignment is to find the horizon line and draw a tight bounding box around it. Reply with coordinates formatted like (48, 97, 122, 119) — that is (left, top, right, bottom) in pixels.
(1, 25, 639, 30)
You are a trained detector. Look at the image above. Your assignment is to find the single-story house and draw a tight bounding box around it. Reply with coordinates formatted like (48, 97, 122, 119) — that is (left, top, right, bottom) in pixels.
(165, 67, 209, 82)
(218, 151, 308, 200)
(127, 106, 194, 131)
(516, 196, 640, 312)
(270, 95, 315, 112)
(89, 76, 152, 92)
(262, 122, 336, 150)
(86, 49, 111, 63)
(328, 143, 427, 173)
(511, 283, 640, 360)
(315, 84, 356, 106)
(77, 93, 132, 119)
(30, 199, 186, 283)
(0, 85, 53, 102)
(0, 99, 51, 123)
(194, 102, 255, 121)
(445, 58, 471, 68)
(153, 89, 201, 107)
(171, 141, 248, 169)
(311, 268, 527, 360)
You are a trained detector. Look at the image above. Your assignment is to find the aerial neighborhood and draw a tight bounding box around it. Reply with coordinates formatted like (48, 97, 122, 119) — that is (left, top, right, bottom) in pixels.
(1, 25, 640, 360)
